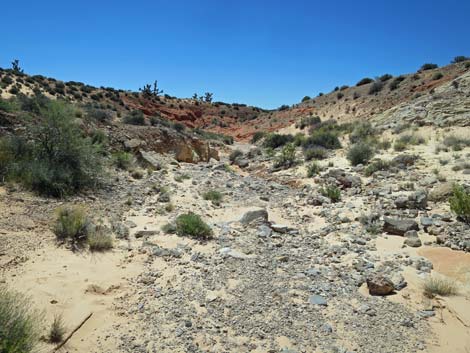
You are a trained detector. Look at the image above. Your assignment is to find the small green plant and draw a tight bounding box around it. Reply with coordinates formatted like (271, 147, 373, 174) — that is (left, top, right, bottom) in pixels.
(420, 63, 438, 71)
(161, 222, 177, 234)
(0, 287, 41, 353)
(359, 213, 382, 234)
(449, 184, 470, 224)
(274, 143, 296, 168)
(229, 149, 243, 163)
(347, 142, 374, 166)
(364, 159, 390, 176)
(263, 133, 294, 149)
(349, 122, 375, 144)
(203, 190, 223, 204)
(356, 77, 374, 86)
(53, 206, 90, 243)
(423, 276, 458, 297)
(251, 131, 266, 143)
(123, 110, 145, 125)
(368, 81, 383, 95)
(320, 185, 341, 202)
(432, 72, 444, 80)
(48, 314, 66, 343)
(175, 213, 213, 239)
(113, 152, 133, 170)
(306, 162, 322, 177)
(174, 174, 190, 182)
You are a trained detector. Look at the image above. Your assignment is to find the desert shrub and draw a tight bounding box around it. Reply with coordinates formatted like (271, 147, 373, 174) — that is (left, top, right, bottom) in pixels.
(336, 92, 344, 99)
(274, 143, 296, 168)
(0, 98, 19, 112)
(347, 142, 374, 166)
(301, 96, 311, 102)
(2, 101, 103, 197)
(87, 225, 113, 251)
(263, 133, 294, 149)
(368, 81, 383, 95)
(175, 213, 212, 239)
(123, 110, 145, 125)
(303, 146, 327, 160)
(452, 56, 470, 63)
(303, 130, 341, 150)
(376, 139, 391, 150)
(364, 159, 390, 176)
(306, 162, 322, 177)
(359, 213, 382, 234)
(320, 185, 341, 202)
(297, 115, 321, 130)
(423, 276, 458, 297)
(278, 104, 289, 111)
(203, 190, 223, 204)
(421, 63, 438, 71)
(379, 74, 393, 82)
(48, 314, 66, 343)
(356, 77, 374, 86)
(394, 134, 425, 151)
(229, 149, 243, 163)
(173, 122, 185, 132)
(349, 121, 375, 143)
(389, 76, 405, 90)
(251, 131, 266, 143)
(340, 85, 349, 91)
(16, 93, 50, 114)
(113, 151, 133, 170)
(53, 206, 90, 243)
(449, 184, 470, 224)
(443, 135, 470, 150)
(293, 133, 306, 146)
(87, 108, 112, 122)
(161, 222, 177, 234)
(0, 287, 41, 353)
(90, 129, 107, 146)
(432, 72, 444, 80)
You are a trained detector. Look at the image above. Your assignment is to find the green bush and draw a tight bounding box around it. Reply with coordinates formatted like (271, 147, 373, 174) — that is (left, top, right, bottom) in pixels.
(175, 213, 213, 239)
(53, 206, 90, 243)
(0, 98, 19, 112)
(394, 134, 425, 151)
(307, 162, 322, 177)
(356, 78, 374, 86)
(87, 225, 113, 252)
(349, 121, 375, 144)
(203, 190, 223, 204)
(320, 185, 341, 202)
(303, 146, 327, 160)
(301, 96, 311, 102)
(251, 131, 266, 143)
(113, 151, 133, 170)
(389, 76, 405, 90)
(274, 143, 296, 168)
(347, 142, 374, 166)
(379, 74, 393, 82)
(452, 56, 470, 63)
(263, 133, 294, 149)
(421, 63, 438, 71)
(368, 81, 383, 95)
(293, 133, 306, 146)
(1, 100, 103, 197)
(123, 110, 145, 125)
(0, 287, 41, 353)
(296, 116, 321, 130)
(303, 130, 341, 150)
(364, 159, 390, 176)
(432, 72, 444, 80)
(449, 184, 470, 224)
(229, 149, 243, 163)
(423, 276, 458, 297)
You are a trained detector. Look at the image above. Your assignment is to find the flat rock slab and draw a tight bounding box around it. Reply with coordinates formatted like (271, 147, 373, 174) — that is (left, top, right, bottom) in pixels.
(309, 294, 328, 306)
(383, 217, 419, 236)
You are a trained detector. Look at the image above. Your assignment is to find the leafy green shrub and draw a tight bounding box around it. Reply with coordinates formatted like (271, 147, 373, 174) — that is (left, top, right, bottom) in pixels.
(123, 110, 145, 125)
(301, 96, 311, 102)
(229, 149, 243, 163)
(203, 190, 223, 204)
(452, 56, 470, 63)
(320, 185, 341, 202)
(263, 133, 294, 149)
(421, 63, 438, 71)
(53, 206, 90, 243)
(303, 130, 341, 150)
(349, 122, 375, 144)
(306, 162, 322, 177)
(87, 108, 112, 122)
(175, 213, 212, 239)
(251, 131, 266, 143)
(303, 146, 327, 160)
(0, 287, 41, 353)
(443, 135, 470, 150)
(449, 184, 470, 224)
(297, 115, 321, 130)
(432, 72, 444, 80)
(2, 101, 103, 197)
(379, 74, 393, 82)
(0, 98, 19, 112)
(274, 143, 296, 168)
(364, 159, 390, 176)
(161, 222, 177, 234)
(347, 142, 374, 166)
(368, 81, 383, 95)
(389, 76, 405, 90)
(293, 133, 306, 146)
(394, 134, 425, 151)
(356, 78, 374, 86)
(113, 151, 133, 170)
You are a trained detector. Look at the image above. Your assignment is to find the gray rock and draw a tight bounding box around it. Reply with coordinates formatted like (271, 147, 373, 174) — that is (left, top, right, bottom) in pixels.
(308, 294, 328, 306)
(219, 247, 255, 260)
(138, 150, 162, 170)
(366, 275, 395, 296)
(257, 224, 272, 237)
(135, 230, 158, 238)
(383, 217, 419, 236)
(240, 208, 269, 225)
(404, 237, 422, 247)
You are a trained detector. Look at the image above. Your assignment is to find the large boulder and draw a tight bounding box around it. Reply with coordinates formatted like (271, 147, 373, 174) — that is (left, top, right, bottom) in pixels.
(383, 217, 419, 235)
(240, 209, 269, 225)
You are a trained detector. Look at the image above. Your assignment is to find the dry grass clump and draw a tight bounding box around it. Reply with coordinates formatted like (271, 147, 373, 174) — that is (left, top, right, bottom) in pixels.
(48, 314, 66, 343)
(423, 276, 458, 297)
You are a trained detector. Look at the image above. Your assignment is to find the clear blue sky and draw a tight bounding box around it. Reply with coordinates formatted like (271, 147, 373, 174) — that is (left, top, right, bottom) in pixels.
(2, 0, 469, 109)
